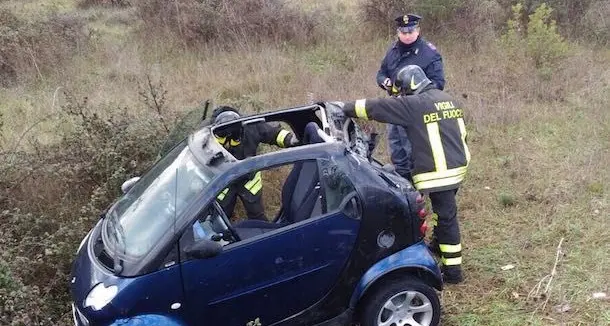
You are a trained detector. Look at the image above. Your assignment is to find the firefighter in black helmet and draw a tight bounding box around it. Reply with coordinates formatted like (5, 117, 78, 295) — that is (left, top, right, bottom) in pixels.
(211, 106, 300, 221)
(338, 65, 470, 284)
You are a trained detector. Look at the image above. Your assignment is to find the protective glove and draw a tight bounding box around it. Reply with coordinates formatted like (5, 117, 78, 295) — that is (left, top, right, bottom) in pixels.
(383, 78, 393, 89)
(286, 133, 301, 147)
(325, 101, 347, 122)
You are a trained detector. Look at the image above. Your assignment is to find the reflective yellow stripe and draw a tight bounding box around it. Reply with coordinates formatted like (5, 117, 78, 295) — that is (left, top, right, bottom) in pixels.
(355, 99, 368, 120)
(426, 122, 446, 172)
(276, 130, 290, 148)
(216, 136, 240, 147)
(244, 171, 262, 195)
(413, 166, 468, 184)
(217, 188, 229, 201)
(441, 256, 462, 266)
(413, 171, 467, 191)
(249, 180, 262, 195)
(439, 243, 462, 253)
(244, 171, 261, 189)
(457, 118, 471, 164)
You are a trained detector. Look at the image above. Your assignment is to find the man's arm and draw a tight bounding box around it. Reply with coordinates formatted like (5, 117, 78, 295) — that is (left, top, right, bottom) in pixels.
(376, 63, 389, 89)
(343, 97, 412, 127)
(257, 122, 298, 148)
(424, 54, 445, 90)
(376, 49, 392, 89)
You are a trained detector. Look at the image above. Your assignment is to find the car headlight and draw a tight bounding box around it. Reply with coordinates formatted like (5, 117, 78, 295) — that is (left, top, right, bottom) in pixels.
(84, 283, 118, 311)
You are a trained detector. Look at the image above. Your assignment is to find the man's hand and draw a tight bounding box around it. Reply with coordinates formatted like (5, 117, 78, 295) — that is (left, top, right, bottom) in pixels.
(287, 134, 300, 147)
(325, 101, 347, 122)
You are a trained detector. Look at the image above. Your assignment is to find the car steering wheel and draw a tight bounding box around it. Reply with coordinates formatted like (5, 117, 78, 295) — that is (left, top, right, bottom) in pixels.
(212, 201, 240, 242)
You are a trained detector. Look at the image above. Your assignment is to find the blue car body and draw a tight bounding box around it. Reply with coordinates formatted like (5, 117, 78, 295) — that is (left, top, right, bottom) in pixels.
(70, 103, 442, 326)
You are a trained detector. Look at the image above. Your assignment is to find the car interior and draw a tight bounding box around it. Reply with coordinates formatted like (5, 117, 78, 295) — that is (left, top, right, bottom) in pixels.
(209, 105, 331, 155)
(230, 122, 326, 240)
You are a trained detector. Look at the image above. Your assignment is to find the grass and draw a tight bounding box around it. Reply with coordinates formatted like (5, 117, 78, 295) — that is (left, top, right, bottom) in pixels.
(0, 0, 609, 325)
(0, 0, 77, 20)
(448, 105, 610, 325)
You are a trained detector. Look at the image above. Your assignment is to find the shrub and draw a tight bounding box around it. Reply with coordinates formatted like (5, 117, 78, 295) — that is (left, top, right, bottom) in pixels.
(0, 83, 177, 324)
(357, 0, 608, 46)
(357, 0, 507, 39)
(498, 192, 516, 207)
(77, 0, 132, 8)
(521, 0, 606, 42)
(525, 4, 569, 69)
(581, 0, 610, 45)
(500, 3, 569, 76)
(0, 10, 90, 86)
(134, 0, 321, 47)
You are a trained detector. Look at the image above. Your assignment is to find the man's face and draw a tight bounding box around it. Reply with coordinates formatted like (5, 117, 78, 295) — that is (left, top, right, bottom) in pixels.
(397, 27, 420, 45)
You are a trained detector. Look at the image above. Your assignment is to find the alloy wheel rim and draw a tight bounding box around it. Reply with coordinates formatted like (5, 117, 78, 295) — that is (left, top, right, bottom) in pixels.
(376, 290, 434, 326)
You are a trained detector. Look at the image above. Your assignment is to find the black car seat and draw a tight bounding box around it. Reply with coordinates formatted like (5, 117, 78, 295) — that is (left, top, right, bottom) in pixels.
(233, 122, 325, 239)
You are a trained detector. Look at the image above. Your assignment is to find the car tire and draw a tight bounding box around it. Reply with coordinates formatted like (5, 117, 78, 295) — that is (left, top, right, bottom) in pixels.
(360, 278, 440, 326)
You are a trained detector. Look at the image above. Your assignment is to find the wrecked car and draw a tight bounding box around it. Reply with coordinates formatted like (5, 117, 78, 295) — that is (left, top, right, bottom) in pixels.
(70, 102, 443, 326)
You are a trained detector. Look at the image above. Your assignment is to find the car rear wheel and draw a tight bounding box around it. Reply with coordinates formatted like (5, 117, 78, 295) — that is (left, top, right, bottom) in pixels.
(360, 279, 440, 326)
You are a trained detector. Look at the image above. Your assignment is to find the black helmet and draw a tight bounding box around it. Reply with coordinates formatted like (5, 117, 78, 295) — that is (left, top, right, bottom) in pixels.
(394, 65, 432, 95)
(211, 106, 241, 140)
(212, 106, 240, 124)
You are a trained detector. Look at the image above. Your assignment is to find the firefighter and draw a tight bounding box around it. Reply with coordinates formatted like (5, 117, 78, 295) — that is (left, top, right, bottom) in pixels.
(377, 13, 446, 182)
(212, 106, 299, 221)
(338, 65, 470, 284)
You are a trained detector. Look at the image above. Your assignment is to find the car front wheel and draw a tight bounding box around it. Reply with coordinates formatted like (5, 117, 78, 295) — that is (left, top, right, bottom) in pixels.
(360, 279, 440, 326)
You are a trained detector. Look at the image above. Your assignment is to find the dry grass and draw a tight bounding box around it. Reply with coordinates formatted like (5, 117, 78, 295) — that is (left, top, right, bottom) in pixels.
(1, 0, 609, 325)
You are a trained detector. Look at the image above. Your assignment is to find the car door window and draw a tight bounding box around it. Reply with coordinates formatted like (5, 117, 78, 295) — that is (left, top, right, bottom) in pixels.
(319, 158, 357, 213)
(215, 160, 320, 224)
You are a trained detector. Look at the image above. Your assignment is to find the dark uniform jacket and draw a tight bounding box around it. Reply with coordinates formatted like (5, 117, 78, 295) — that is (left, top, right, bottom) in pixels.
(343, 86, 470, 192)
(215, 122, 294, 160)
(376, 37, 445, 92)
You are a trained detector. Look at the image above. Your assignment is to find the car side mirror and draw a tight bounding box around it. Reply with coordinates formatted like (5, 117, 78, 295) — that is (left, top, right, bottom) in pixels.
(184, 239, 223, 259)
(121, 177, 141, 194)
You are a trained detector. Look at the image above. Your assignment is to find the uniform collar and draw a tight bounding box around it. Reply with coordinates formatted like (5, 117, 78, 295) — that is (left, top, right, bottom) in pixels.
(394, 36, 423, 52)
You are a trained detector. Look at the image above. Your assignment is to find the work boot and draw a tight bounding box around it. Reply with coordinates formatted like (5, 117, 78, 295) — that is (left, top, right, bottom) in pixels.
(442, 266, 464, 284)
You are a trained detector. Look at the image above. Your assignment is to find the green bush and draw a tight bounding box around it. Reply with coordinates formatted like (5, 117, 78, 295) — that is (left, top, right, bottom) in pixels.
(501, 2, 569, 75)
(525, 4, 569, 69)
(357, 0, 607, 46)
(498, 192, 516, 207)
(0, 84, 175, 324)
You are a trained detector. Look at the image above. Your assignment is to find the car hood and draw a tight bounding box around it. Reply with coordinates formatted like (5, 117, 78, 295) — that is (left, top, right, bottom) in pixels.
(70, 220, 124, 310)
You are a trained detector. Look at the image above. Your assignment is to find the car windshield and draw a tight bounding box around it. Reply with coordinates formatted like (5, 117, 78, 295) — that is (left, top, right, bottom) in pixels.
(103, 140, 216, 262)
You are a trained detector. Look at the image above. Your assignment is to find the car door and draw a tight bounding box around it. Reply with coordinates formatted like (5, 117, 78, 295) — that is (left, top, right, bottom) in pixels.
(179, 159, 361, 326)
